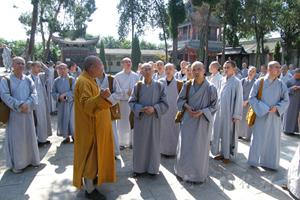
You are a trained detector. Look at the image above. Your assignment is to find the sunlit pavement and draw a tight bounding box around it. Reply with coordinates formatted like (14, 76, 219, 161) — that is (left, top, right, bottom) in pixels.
(0, 108, 299, 199)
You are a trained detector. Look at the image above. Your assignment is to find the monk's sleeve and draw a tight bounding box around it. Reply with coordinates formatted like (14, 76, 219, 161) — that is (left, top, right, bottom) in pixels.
(128, 83, 144, 118)
(177, 82, 188, 112)
(286, 80, 296, 95)
(107, 78, 122, 106)
(0, 78, 24, 112)
(65, 78, 75, 102)
(40, 63, 51, 84)
(79, 83, 112, 117)
(25, 78, 38, 113)
(153, 83, 169, 118)
(51, 79, 60, 102)
(202, 85, 218, 122)
(233, 80, 243, 120)
(249, 79, 270, 118)
(275, 82, 289, 116)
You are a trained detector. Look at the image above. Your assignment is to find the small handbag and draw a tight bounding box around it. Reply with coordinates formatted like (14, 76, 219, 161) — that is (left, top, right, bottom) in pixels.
(107, 75, 121, 121)
(0, 76, 11, 124)
(246, 77, 264, 127)
(110, 103, 121, 121)
(174, 80, 192, 123)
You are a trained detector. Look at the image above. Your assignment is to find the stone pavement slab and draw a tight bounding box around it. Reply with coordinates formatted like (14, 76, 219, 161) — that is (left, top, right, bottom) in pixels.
(0, 115, 299, 200)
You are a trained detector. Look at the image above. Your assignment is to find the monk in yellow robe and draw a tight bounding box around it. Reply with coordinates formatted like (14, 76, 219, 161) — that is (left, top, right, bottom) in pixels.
(73, 55, 115, 200)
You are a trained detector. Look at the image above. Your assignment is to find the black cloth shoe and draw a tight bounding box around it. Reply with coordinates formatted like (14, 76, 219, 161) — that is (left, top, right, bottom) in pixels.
(85, 189, 106, 200)
(148, 173, 156, 176)
(132, 172, 140, 177)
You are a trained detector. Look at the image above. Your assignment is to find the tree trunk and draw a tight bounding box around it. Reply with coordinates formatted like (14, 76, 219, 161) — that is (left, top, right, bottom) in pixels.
(260, 30, 265, 65)
(172, 36, 178, 66)
(164, 32, 168, 63)
(27, 0, 39, 61)
(198, 27, 205, 62)
(43, 2, 63, 63)
(221, 23, 227, 66)
(130, 0, 134, 61)
(204, 6, 212, 68)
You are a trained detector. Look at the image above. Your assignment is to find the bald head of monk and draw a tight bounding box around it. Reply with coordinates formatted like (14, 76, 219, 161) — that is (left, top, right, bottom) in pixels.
(12, 57, 25, 78)
(84, 56, 103, 79)
(293, 68, 300, 80)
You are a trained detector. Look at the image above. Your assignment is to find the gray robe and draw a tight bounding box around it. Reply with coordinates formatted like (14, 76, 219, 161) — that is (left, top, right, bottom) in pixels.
(28, 63, 52, 143)
(95, 74, 122, 156)
(46, 67, 57, 112)
(2, 47, 12, 70)
(241, 68, 248, 78)
(51, 75, 75, 138)
(175, 79, 218, 182)
(153, 72, 166, 80)
(211, 74, 243, 159)
(128, 79, 169, 174)
(280, 72, 293, 84)
(236, 73, 243, 80)
(248, 76, 289, 169)
(68, 66, 82, 79)
(0, 74, 40, 170)
(114, 70, 139, 147)
(174, 71, 187, 81)
(237, 77, 256, 139)
(283, 77, 300, 133)
(287, 144, 300, 199)
(158, 77, 181, 156)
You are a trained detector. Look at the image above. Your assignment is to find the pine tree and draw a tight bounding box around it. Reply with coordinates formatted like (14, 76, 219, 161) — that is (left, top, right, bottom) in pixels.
(273, 40, 281, 64)
(131, 34, 141, 71)
(99, 40, 108, 72)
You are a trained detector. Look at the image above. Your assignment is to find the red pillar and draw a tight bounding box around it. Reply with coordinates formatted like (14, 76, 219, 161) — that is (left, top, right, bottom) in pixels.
(187, 25, 189, 40)
(188, 51, 190, 62)
(183, 53, 186, 61)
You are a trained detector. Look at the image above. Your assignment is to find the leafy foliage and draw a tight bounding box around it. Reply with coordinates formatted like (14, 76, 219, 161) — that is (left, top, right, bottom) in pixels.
(273, 40, 281, 63)
(19, 0, 97, 62)
(131, 34, 141, 71)
(99, 40, 108, 72)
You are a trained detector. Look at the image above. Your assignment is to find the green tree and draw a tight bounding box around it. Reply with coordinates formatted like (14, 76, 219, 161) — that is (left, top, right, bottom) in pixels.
(216, 0, 242, 66)
(99, 40, 108, 72)
(240, 0, 279, 66)
(149, 0, 170, 62)
(191, 0, 220, 67)
(296, 36, 300, 68)
(19, 0, 97, 63)
(273, 40, 281, 63)
(277, 0, 299, 60)
(117, 0, 149, 62)
(140, 39, 158, 50)
(131, 34, 141, 71)
(168, 0, 186, 66)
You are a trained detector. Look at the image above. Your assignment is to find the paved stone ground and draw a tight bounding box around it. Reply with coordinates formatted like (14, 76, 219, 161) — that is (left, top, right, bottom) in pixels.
(0, 115, 299, 200)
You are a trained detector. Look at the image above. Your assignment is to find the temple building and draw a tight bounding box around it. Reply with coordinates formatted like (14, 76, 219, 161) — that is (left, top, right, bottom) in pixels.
(52, 36, 99, 68)
(52, 35, 163, 73)
(170, 0, 223, 66)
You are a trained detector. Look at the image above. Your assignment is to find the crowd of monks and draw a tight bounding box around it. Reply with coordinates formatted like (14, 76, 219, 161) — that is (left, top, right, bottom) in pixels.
(0, 55, 299, 200)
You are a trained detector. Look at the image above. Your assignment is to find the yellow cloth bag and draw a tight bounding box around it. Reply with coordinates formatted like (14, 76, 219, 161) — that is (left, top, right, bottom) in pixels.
(246, 77, 264, 127)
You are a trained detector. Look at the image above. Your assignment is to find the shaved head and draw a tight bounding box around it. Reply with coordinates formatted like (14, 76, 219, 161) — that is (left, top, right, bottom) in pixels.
(12, 56, 25, 64)
(191, 61, 204, 70)
(84, 56, 102, 71)
(268, 61, 280, 69)
(294, 68, 300, 74)
(210, 61, 221, 69)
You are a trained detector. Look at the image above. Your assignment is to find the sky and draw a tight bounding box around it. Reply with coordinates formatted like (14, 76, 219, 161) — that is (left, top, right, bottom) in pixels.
(0, 0, 166, 45)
